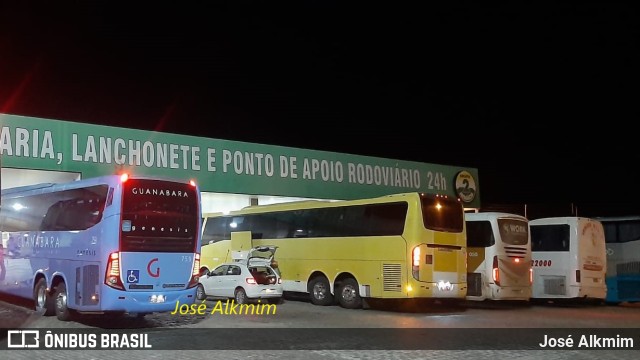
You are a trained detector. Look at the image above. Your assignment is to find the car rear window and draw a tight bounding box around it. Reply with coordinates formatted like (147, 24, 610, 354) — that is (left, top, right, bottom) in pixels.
(249, 266, 278, 285)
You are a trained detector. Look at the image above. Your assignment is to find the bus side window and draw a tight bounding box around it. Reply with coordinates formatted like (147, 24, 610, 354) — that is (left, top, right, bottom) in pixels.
(41, 201, 65, 231)
(202, 217, 230, 245)
(290, 210, 311, 238)
(275, 212, 293, 239)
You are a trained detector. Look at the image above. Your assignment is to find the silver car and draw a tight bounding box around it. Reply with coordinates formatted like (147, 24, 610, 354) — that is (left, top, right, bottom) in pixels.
(196, 246, 283, 304)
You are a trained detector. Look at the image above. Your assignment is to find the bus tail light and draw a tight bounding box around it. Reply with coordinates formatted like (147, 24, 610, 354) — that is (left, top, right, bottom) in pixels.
(529, 267, 534, 285)
(120, 173, 129, 183)
(576, 269, 581, 283)
(412, 246, 420, 279)
(492, 256, 500, 286)
(105, 252, 125, 290)
(188, 253, 201, 288)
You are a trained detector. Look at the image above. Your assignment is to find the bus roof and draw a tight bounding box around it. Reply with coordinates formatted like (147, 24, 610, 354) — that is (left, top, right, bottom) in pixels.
(0, 183, 57, 196)
(1, 174, 195, 199)
(203, 192, 435, 217)
(465, 211, 528, 221)
(529, 216, 601, 226)
(594, 215, 640, 222)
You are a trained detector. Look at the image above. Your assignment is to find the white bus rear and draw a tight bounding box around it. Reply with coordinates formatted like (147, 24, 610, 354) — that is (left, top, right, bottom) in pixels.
(530, 217, 607, 301)
(465, 212, 532, 301)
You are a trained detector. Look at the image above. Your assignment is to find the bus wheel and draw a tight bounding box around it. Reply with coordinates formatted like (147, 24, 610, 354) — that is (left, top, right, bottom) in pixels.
(196, 283, 207, 301)
(309, 276, 333, 306)
(53, 282, 72, 321)
(33, 278, 54, 316)
(337, 278, 362, 309)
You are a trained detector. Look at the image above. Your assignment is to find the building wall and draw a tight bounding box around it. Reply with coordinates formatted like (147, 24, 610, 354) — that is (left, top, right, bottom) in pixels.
(0, 113, 481, 209)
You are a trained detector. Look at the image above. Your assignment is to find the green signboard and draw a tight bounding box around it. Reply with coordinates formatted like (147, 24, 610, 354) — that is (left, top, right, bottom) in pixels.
(0, 113, 481, 207)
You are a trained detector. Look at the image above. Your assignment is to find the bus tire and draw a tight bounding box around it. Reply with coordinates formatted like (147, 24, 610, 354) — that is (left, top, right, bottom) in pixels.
(33, 278, 54, 316)
(337, 277, 363, 309)
(53, 282, 72, 321)
(308, 276, 333, 306)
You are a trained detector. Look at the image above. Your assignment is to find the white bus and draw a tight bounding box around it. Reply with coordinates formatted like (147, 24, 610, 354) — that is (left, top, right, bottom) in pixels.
(596, 216, 640, 304)
(465, 212, 532, 301)
(529, 217, 607, 302)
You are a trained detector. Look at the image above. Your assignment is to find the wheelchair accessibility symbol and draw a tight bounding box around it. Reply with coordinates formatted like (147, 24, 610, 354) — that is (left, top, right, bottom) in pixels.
(127, 270, 140, 283)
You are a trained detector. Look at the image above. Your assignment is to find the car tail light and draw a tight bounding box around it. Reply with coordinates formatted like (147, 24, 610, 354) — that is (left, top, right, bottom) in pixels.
(278, 278, 282, 284)
(105, 252, 125, 290)
(246, 277, 257, 285)
(187, 253, 201, 288)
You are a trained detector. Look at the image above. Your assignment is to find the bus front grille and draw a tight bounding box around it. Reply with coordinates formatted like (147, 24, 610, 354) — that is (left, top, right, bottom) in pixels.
(543, 276, 566, 296)
(618, 279, 640, 300)
(383, 264, 402, 292)
(617, 261, 640, 275)
(76, 265, 100, 306)
(467, 272, 482, 297)
(504, 246, 528, 258)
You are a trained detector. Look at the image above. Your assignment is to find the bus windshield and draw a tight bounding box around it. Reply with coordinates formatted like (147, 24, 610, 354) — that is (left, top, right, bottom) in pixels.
(420, 194, 463, 233)
(531, 224, 570, 252)
(121, 179, 199, 252)
(498, 218, 529, 245)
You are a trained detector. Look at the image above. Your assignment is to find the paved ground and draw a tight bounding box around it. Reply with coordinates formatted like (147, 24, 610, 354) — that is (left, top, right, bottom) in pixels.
(1, 294, 639, 359)
(0, 349, 636, 360)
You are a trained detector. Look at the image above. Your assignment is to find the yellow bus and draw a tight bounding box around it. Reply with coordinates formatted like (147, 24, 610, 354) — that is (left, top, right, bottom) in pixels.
(200, 192, 467, 309)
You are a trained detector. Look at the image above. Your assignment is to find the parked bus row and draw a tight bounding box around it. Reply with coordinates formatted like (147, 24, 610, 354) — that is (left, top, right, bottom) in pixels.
(0, 175, 632, 321)
(199, 194, 613, 309)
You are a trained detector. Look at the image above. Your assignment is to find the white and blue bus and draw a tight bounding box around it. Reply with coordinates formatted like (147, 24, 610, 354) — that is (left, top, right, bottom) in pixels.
(597, 216, 640, 304)
(0, 174, 202, 321)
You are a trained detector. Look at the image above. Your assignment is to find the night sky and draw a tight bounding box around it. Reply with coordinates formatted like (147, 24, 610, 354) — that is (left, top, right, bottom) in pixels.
(1, 2, 638, 217)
